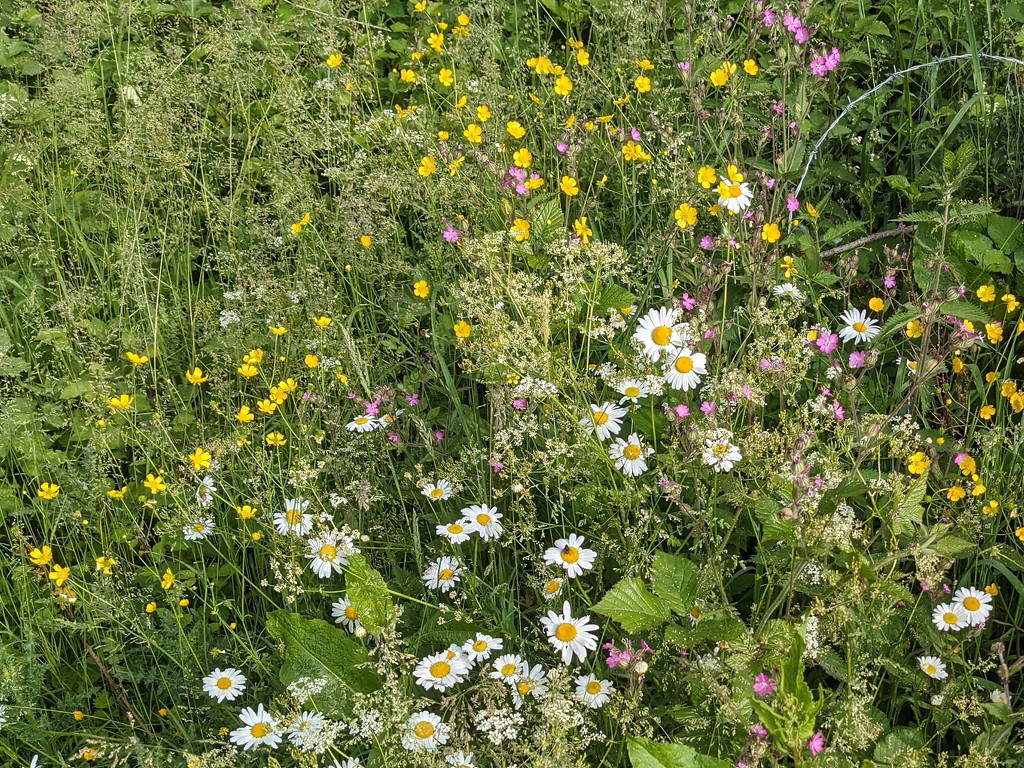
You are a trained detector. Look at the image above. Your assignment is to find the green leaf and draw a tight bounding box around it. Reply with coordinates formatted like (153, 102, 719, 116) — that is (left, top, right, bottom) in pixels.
(651, 552, 700, 616)
(627, 736, 733, 768)
(938, 299, 991, 326)
(345, 554, 397, 635)
(592, 577, 671, 633)
(266, 611, 381, 718)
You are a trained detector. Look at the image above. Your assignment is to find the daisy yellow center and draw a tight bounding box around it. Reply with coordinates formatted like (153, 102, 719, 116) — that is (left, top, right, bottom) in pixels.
(592, 411, 609, 425)
(286, 509, 303, 524)
(429, 661, 451, 678)
(713, 444, 729, 456)
(625, 386, 640, 398)
(544, 580, 560, 594)
(943, 611, 959, 625)
(439, 568, 455, 580)
(725, 183, 742, 199)
(355, 416, 369, 424)
(192, 523, 206, 532)
(674, 356, 694, 373)
(319, 545, 337, 561)
(476, 513, 491, 525)
(651, 326, 673, 346)
(926, 664, 937, 675)
(251, 723, 270, 738)
(345, 605, 359, 620)
(216, 677, 233, 690)
(414, 721, 435, 739)
(853, 321, 868, 333)
(447, 523, 464, 534)
(561, 546, 580, 563)
(473, 640, 488, 652)
(430, 488, 445, 498)
(586, 681, 603, 695)
(555, 622, 578, 642)
(963, 596, 981, 611)
(517, 680, 534, 695)
(501, 663, 518, 676)
(623, 445, 641, 460)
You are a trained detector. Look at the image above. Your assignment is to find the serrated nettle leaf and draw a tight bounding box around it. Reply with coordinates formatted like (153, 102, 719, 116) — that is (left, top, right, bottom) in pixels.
(627, 737, 733, 768)
(938, 299, 991, 325)
(592, 577, 671, 633)
(345, 554, 397, 635)
(651, 552, 700, 616)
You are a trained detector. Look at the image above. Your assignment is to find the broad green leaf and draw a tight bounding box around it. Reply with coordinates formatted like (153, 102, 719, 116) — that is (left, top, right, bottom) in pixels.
(938, 299, 990, 326)
(266, 611, 381, 718)
(627, 736, 733, 768)
(346, 554, 397, 635)
(592, 577, 671, 633)
(651, 552, 700, 616)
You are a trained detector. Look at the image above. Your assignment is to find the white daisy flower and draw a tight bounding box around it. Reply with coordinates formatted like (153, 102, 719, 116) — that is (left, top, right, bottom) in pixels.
(229, 704, 282, 751)
(287, 711, 326, 749)
(462, 633, 504, 663)
(540, 577, 564, 600)
(574, 673, 614, 708)
(423, 556, 463, 592)
(837, 308, 880, 344)
(331, 595, 363, 633)
(305, 532, 350, 579)
(275, 497, 313, 537)
(413, 650, 472, 691)
(952, 586, 992, 626)
(702, 431, 742, 472)
(401, 711, 449, 751)
(201, 667, 247, 703)
(615, 378, 650, 405)
(918, 656, 948, 680)
(632, 306, 687, 360)
(510, 663, 549, 708)
(543, 533, 596, 579)
(540, 601, 600, 665)
(773, 282, 805, 300)
(436, 519, 472, 544)
(346, 414, 379, 432)
(196, 475, 217, 508)
(421, 480, 453, 502)
(716, 176, 754, 214)
(932, 602, 968, 631)
(580, 401, 627, 441)
(446, 752, 477, 768)
(608, 433, 653, 477)
(663, 347, 707, 391)
(488, 653, 527, 683)
(183, 517, 215, 541)
(462, 504, 503, 541)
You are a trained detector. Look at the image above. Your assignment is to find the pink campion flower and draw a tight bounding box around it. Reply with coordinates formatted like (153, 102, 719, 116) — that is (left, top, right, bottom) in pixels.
(700, 400, 716, 415)
(953, 452, 969, 467)
(405, 393, 420, 406)
(630, 127, 642, 141)
(703, 327, 716, 339)
(786, 196, 800, 212)
(512, 397, 527, 411)
(556, 141, 569, 154)
(794, 27, 810, 44)
(386, 432, 401, 444)
(943, 583, 951, 594)
(810, 47, 841, 77)
(772, 101, 784, 116)
(443, 225, 461, 243)
(848, 351, 867, 368)
(677, 61, 692, 73)
(433, 430, 445, 442)
(489, 458, 504, 472)
(884, 273, 897, 289)
(763, 8, 776, 25)
(750, 724, 768, 740)
(833, 402, 845, 421)
(808, 732, 825, 756)
(700, 235, 714, 250)
(680, 293, 697, 310)
(365, 400, 381, 416)
(674, 404, 691, 419)
(783, 13, 801, 32)
(759, 358, 772, 371)
(753, 673, 776, 697)
(815, 331, 839, 355)
(920, 582, 930, 592)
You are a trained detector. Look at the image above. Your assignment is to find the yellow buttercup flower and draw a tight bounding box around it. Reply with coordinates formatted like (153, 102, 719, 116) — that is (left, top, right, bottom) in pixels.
(126, 352, 149, 366)
(37, 482, 61, 500)
(463, 123, 482, 142)
(107, 486, 127, 499)
(95, 556, 115, 576)
(29, 545, 53, 566)
(418, 156, 437, 177)
(907, 451, 931, 475)
(674, 203, 697, 229)
(269, 325, 288, 336)
(235, 405, 255, 423)
(414, 280, 430, 298)
(573, 216, 592, 244)
(506, 121, 526, 139)
(49, 564, 71, 587)
(312, 316, 332, 328)
(634, 75, 651, 93)
(238, 363, 258, 379)
(188, 448, 211, 471)
(869, 297, 884, 312)
(144, 474, 166, 494)
(454, 321, 472, 338)
(185, 367, 208, 385)
(360, 235, 373, 248)
(743, 59, 759, 75)
(326, 53, 343, 68)
(761, 223, 782, 243)
(161, 568, 175, 590)
(554, 75, 573, 96)
(266, 432, 287, 447)
(511, 218, 531, 242)
(108, 394, 134, 411)
(697, 166, 717, 188)
(560, 176, 579, 196)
